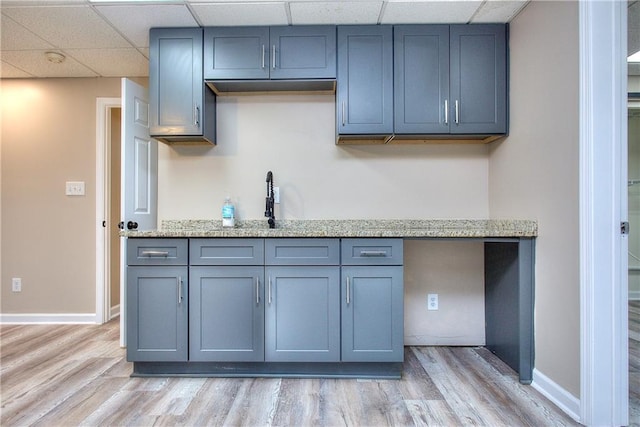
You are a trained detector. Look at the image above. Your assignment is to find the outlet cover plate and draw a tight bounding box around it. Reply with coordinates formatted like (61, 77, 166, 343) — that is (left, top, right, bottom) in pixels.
(65, 181, 85, 196)
(427, 293, 438, 310)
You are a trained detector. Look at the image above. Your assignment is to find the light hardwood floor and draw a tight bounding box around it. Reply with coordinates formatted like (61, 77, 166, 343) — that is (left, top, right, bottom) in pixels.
(1, 320, 579, 426)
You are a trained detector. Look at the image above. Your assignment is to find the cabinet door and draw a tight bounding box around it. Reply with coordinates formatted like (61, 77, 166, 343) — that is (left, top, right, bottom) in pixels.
(204, 27, 270, 80)
(126, 266, 188, 362)
(450, 25, 507, 134)
(189, 266, 264, 362)
(149, 28, 204, 137)
(265, 266, 340, 362)
(342, 266, 404, 362)
(270, 26, 336, 80)
(337, 26, 393, 135)
(394, 25, 450, 134)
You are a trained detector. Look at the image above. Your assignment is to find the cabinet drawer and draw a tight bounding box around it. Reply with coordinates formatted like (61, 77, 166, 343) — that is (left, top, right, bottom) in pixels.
(190, 239, 264, 265)
(341, 238, 403, 265)
(266, 239, 340, 265)
(127, 238, 188, 266)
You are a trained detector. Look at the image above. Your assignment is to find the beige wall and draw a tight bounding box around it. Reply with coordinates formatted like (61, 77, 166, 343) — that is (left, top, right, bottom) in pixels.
(1, 78, 121, 313)
(489, 1, 580, 397)
(158, 94, 490, 345)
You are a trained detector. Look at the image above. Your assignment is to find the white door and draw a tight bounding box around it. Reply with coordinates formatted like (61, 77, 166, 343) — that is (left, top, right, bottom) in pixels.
(120, 78, 158, 345)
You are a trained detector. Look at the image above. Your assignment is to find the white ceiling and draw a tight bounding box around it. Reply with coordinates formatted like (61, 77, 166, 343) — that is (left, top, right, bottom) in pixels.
(0, 0, 530, 79)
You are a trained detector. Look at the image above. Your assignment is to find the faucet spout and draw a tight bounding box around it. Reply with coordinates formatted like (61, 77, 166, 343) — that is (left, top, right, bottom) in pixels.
(265, 171, 275, 228)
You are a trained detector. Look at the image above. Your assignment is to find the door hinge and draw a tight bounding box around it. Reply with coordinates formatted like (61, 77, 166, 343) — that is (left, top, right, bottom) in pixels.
(621, 221, 630, 235)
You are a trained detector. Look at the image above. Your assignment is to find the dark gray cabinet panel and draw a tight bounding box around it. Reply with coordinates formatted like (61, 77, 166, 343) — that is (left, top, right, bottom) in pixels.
(394, 25, 450, 134)
(204, 27, 270, 80)
(341, 238, 403, 266)
(270, 26, 336, 79)
(204, 26, 336, 81)
(265, 238, 340, 266)
(190, 239, 264, 266)
(450, 25, 507, 134)
(341, 266, 404, 362)
(127, 266, 188, 362)
(127, 238, 188, 266)
(149, 28, 216, 144)
(337, 25, 394, 135)
(265, 266, 340, 362)
(189, 266, 265, 362)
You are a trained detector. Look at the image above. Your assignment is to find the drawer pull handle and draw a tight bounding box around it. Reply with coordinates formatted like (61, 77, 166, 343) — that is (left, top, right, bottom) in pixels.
(268, 276, 272, 305)
(177, 277, 183, 304)
(141, 250, 169, 257)
(346, 276, 350, 305)
(444, 99, 449, 125)
(360, 250, 387, 257)
(256, 277, 260, 305)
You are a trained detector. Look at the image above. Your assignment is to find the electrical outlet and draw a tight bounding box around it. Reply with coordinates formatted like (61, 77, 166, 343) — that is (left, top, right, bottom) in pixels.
(12, 278, 22, 292)
(65, 181, 85, 196)
(427, 293, 438, 310)
(273, 187, 280, 204)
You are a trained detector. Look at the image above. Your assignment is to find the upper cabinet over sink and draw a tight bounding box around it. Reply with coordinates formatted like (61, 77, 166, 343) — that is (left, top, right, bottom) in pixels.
(204, 26, 337, 95)
(337, 24, 508, 144)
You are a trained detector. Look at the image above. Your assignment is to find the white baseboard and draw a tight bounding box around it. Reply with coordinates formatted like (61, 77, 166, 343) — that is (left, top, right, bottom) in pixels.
(629, 291, 640, 301)
(531, 368, 581, 423)
(109, 304, 120, 320)
(0, 313, 97, 324)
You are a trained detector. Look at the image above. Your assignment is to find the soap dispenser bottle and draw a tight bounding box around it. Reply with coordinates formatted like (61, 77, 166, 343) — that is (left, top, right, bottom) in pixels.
(222, 196, 235, 228)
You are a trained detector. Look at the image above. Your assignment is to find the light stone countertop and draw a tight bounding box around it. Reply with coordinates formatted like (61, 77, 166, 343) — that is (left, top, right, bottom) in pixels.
(121, 219, 537, 238)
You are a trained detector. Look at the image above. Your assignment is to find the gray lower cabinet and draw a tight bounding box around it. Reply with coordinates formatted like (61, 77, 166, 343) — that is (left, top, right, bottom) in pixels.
(127, 266, 188, 362)
(264, 239, 341, 362)
(126, 238, 189, 362)
(189, 266, 264, 362)
(341, 239, 404, 362)
(265, 266, 340, 362)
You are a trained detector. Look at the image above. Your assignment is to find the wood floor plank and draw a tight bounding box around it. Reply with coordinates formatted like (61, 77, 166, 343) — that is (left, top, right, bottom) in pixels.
(0, 315, 594, 427)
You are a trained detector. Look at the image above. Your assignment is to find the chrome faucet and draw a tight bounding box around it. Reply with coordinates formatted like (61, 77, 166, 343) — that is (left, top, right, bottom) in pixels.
(265, 171, 275, 228)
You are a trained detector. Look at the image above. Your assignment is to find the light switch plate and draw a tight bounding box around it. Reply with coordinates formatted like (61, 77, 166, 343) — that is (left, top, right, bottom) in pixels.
(65, 181, 85, 196)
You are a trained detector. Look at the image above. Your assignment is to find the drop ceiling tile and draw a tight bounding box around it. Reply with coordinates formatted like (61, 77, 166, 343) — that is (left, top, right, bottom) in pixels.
(0, 15, 54, 51)
(290, 1, 383, 24)
(1, 50, 99, 78)
(95, 4, 199, 48)
(1, 61, 34, 78)
(380, 1, 482, 24)
(191, 2, 288, 26)
(2, 5, 132, 49)
(471, 0, 528, 23)
(66, 48, 149, 77)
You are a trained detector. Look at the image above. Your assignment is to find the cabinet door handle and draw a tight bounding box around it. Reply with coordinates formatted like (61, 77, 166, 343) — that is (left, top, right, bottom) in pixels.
(261, 45, 266, 69)
(194, 104, 200, 128)
(342, 102, 346, 127)
(360, 250, 387, 257)
(346, 276, 350, 305)
(256, 277, 260, 305)
(177, 276, 183, 304)
(140, 250, 169, 257)
(455, 100, 459, 124)
(272, 45, 276, 69)
(444, 99, 449, 125)
(268, 276, 272, 305)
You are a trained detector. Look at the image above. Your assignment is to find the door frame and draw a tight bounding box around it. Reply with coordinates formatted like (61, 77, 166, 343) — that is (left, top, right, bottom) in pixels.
(95, 97, 121, 325)
(579, 0, 628, 425)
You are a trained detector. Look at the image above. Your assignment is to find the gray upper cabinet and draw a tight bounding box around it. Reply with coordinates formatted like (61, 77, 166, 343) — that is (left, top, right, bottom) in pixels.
(337, 25, 394, 137)
(449, 25, 507, 135)
(204, 26, 336, 81)
(149, 27, 216, 144)
(394, 25, 450, 134)
(394, 24, 507, 136)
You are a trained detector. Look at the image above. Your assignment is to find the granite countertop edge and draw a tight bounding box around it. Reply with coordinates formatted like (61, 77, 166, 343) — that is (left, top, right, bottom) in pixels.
(121, 219, 538, 238)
